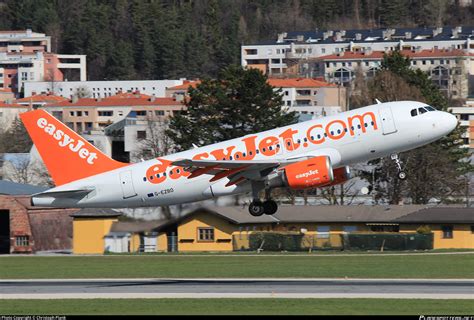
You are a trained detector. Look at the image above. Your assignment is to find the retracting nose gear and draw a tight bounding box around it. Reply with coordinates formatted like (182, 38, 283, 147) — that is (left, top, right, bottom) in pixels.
(390, 153, 407, 180)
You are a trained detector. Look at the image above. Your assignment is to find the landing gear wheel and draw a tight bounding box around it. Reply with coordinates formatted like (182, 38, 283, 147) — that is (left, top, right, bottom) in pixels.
(263, 200, 278, 215)
(398, 171, 407, 180)
(249, 201, 265, 216)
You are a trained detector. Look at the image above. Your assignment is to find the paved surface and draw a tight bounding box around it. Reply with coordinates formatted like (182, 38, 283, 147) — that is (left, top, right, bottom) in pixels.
(0, 278, 473, 299)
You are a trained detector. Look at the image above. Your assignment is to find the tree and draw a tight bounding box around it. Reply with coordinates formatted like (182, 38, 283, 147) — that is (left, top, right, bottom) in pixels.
(133, 117, 174, 161)
(167, 65, 297, 150)
(0, 117, 32, 153)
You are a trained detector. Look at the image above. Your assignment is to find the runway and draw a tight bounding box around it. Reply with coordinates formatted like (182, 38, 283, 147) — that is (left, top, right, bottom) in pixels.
(0, 278, 473, 299)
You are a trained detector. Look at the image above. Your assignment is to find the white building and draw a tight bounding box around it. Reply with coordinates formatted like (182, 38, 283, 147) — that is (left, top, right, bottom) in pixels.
(24, 79, 185, 99)
(0, 30, 86, 97)
(241, 26, 474, 77)
(317, 48, 474, 99)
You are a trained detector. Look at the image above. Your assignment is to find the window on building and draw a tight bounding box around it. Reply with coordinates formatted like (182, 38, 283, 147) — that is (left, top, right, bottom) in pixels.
(442, 226, 453, 239)
(316, 226, 330, 238)
(15, 236, 29, 247)
(245, 49, 257, 55)
(137, 130, 146, 140)
(343, 226, 358, 233)
(69, 111, 74, 116)
(198, 228, 215, 241)
(98, 111, 113, 117)
(155, 110, 165, 116)
(321, 48, 326, 54)
(470, 226, 474, 234)
(136, 110, 147, 116)
(369, 225, 399, 232)
(84, 111, 89, 116)
(77, 111, 82, 117)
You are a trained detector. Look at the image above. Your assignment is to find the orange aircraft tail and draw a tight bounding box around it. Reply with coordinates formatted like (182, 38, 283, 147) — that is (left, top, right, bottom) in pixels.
(20, 109, 127, 186)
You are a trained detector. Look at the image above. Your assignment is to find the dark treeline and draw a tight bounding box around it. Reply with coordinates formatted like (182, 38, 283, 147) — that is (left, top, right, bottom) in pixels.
(0, 0, 473, 80)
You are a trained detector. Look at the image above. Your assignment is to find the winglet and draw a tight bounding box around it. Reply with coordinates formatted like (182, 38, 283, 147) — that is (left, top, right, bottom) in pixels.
(20, 109, 128, 186)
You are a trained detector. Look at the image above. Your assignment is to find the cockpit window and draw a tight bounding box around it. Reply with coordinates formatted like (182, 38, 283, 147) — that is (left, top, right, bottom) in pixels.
(418, 107, 427, 114)
(425, 106, 436, 111)
(410, 109, 418, 117)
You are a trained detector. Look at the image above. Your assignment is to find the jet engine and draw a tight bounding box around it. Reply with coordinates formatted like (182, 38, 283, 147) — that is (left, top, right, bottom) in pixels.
(321, 166, 351, 187)
(280, 156, 334, 190)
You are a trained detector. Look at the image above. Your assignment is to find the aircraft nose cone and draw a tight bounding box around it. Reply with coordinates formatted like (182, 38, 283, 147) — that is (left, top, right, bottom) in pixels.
(445, 112, 457, 133)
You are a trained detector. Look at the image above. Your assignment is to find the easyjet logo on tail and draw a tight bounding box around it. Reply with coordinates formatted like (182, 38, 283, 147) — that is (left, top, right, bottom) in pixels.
(37, 118, 98, 165)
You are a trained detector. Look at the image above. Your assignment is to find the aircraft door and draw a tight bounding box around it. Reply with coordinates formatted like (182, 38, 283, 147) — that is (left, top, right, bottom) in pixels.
(119, 170, 138, 199)
(378, 106, 398, 135)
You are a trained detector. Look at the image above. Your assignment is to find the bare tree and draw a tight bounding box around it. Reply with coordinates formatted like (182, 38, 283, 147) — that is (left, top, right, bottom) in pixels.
(320, 180, 360, 205)
(4, 157, 31, 184)
(73, 85, 92, 99)
(133, 117, 174, 161)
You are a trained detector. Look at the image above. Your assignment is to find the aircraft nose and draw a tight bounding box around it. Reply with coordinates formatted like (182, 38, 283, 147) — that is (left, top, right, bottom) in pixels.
(444, 112, 458, 133)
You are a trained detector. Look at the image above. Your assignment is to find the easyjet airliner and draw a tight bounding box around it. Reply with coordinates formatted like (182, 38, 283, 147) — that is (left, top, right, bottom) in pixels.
(20, 101, 457, 216)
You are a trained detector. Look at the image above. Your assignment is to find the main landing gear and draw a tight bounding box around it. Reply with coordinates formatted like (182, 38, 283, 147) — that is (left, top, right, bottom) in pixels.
(391, 153, 407, 180)
(248, 184, 278, 216)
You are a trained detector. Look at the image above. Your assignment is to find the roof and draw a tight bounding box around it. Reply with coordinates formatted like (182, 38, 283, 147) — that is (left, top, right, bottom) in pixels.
(156, 205, 474, 228)
(167, 78, 335, 91)
(47, 97, 184, 108)
(268, 78, 335, 88)
(247, 26, 474, 46)
(0, 102, 27, 108)
(70, 208, 122, 218)
(16, 94, 68, 104)
(394, 207, 474, 223)
(319, 49, 472, 61)
(0, 180, 47, 195)
(108, 92, 152, 99)
(167, 80, 201, 90)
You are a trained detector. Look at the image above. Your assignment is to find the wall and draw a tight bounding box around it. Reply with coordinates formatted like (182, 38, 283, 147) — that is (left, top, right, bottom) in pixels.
(177, 212, 235, 251)
(72, 217, 118, 254)
(28, 209, 74, 252)
(400, 224, 474, 249)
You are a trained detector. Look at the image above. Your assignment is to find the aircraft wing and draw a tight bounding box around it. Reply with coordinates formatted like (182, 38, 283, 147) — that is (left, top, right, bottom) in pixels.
(172, 158, 300, 187)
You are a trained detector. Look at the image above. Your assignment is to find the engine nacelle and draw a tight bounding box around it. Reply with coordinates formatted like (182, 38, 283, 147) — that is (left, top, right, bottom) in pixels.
(321, 166, 351, 188)
(282, 156, 334, 190)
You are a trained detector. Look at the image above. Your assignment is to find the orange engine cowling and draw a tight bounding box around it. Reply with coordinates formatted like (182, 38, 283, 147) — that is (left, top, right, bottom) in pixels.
(283, 156, 334, 190)
(321, 166, 351, 187)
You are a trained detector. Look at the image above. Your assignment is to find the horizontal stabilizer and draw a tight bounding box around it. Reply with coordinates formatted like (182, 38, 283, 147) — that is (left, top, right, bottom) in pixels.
(33, 189, 93, 198)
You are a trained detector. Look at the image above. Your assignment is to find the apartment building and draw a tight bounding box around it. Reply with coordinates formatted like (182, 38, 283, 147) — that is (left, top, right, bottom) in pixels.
(24, 79, 185, 100)
(166, 78, 346, 118)
(42, 94, 185, 162)
(450, 98, 474, 149)
(241, 26, 474, 77)
(0, 30, 86, 97)
(318, 48, 473, 99)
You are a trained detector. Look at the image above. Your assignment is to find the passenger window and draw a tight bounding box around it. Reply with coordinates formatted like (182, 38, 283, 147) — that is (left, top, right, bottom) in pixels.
(411, 109, 417, 117)
(418, 107, 427, 114)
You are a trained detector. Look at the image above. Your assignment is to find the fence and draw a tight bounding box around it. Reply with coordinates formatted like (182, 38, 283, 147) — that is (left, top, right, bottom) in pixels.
(232, 232, 433, 252)
(341, 233, 433, 251)
(233, 232, 343, 251)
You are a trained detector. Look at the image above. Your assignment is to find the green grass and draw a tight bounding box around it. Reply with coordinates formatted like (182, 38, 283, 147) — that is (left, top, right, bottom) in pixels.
(0, 254, 473, 279)
(0, 299, 472, 315)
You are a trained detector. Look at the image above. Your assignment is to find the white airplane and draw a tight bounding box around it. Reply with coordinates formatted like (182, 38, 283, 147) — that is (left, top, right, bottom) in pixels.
(20, 100, 457, 216)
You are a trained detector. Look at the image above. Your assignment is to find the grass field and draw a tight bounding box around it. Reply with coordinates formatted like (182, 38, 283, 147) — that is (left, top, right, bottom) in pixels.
(0, 298, 472, 315)
(0, 253, 473, 279)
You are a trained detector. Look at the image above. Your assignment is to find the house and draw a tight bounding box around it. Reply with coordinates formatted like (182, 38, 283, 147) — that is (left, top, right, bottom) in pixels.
(70, 205, 474, 254)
